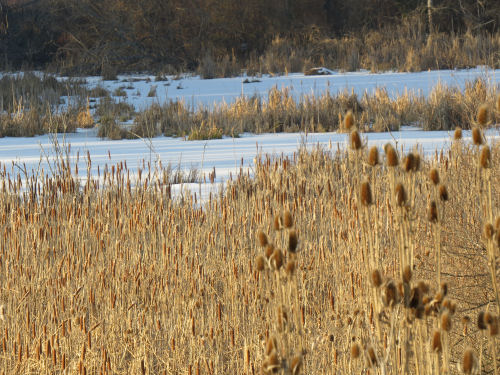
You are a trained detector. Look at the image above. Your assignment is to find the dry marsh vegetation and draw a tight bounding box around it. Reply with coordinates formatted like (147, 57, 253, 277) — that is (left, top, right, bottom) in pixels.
(0, 103, 499, 374)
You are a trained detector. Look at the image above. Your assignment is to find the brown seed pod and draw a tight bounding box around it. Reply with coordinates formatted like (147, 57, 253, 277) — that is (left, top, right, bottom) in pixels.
(479, 145, 491, 169)
(255, 255, 266, 272)
(368, 146, 379, 166)
(385, 144, 398, 167)
(273, 215, 282, 231)
(428, 201, 438, 223)
(371, 270, 383, 288)
(350, 130, 362, 150)
(477, 104, 488, 126)
(403, 153, 415, 172)
(360, 181, 373, 206)
(344, 111, 354, 130)
(484, 223, 495, 240)
(283, 210, 293, 228)
(271, 249, 283, 270)
(257, 231, 268, 247)
(462, 348, 475, 374)
(395, 183, 407, 206)
(285, 260, 296, 276)
(477, 311, 487, 330)
(288, 230, 298, 253)
(454, 127, 463, 140)
(351, 343, 360, 359)
(489, 315, 499, 336)
(265, 244, 275, 259)
(472, 127, 483, 146)
(484, 311, 493, 325)
(382, 280, 399, 307)
(439, 185, 449, 201)
(366, 346, 377, 367)
(429, 168, 440, 185)
(402, 265, 412, 283)
(441, 282, 448, 296)
(441, 311, 452, 332)
(432, 330, 442, 353)
(418, 281, 430, 294)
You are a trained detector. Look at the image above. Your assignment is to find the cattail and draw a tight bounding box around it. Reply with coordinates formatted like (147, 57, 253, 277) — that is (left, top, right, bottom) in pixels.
(484, 223, 495, 239)
(371, 270, 383, 288)
(441, 311, 452, 331)
(283, 210, 293, 228)
(286, 260, 296, 276)
(472, 127, 483, 146)
(403, 153, 415, 172)
(440, 282, 448, 296)
(477, 311, 487, 330)
(477, 104, 488, 126)
(271, 249, 283, 270)
(462, 348, 475, 374)
(439, 185, 449, 201)
(351, 343, 361, 359)
(428, 201, 438, 223)
(385, 144, 398, 167)
(350, 130, 362, 150)
(288, 230, 298, 253)
(368, 146, 379, 166)
(429, 168, 440, 185)
(255, 255, 266, 272)
(402, 265, 412, 283)
(290, 355, 302, 375)
(479, 145, 491, 168)
(432, 330, 442, 352)
(360, 181, 372, 206)
(454, 127, 463, 140)
(489, 315, 499, 336)
(257, 231, 268, 247)
(344, 111, 354, 130)
(395, 183, 407, 206)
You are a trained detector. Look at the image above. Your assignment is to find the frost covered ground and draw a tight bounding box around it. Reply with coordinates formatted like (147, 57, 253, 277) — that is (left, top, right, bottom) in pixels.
(1, 68, 499, 199)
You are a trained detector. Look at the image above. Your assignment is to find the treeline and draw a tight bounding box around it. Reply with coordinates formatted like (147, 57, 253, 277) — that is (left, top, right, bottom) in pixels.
(0, 0, 499, 75)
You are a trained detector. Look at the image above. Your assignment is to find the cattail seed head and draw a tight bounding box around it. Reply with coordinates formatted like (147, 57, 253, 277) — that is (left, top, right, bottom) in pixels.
(395, 183, 407, 206)
(402, 265, 412, 283)
(385, 144, 398, 167)
(257, 231, 268, 247)
(368, 146, 379, 166)
(350, 130, 362, 150)
(351, 343, 360, 359)
(484, 223, 495, 240)
(283, 210, 293, 228)
(432, 330, 442, 352)
(403, 153, 416, 172)
(441, 311, 452, 332)
(360, 181, 373, 206)
(479, 145, 491, 169)
(429, 168, 440, 185)
(438, 185, 449, 201)
(462, 348, 475, 374)
(344, 111, 354, 130)
(454, 127, 463, 140)
(472, 127, 483, 146)
(477, 104, 489, 126)
(288, 230, 298, 253)
(256, 255, 266, 272)
(371, 270, 383, 288)
(428, 201, 438, 223)
(477, 311, 487, 330)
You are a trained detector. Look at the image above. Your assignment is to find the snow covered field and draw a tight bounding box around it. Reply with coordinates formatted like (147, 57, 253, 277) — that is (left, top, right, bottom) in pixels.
(1, 68, 499, 199)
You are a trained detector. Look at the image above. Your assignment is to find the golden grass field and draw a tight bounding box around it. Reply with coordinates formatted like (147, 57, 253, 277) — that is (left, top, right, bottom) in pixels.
(0, 102, 499, 374)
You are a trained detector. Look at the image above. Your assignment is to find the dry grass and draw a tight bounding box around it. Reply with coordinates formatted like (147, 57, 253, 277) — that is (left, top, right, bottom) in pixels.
(0, 101, 499, 374)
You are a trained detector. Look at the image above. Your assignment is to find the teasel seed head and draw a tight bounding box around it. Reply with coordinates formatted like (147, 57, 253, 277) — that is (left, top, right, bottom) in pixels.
(454, 127, 463, 140)
(265, 244, 275, 259)
(484, 223, 495, 240)
(283, 210, 293, 228)
(371, 269, 383, 288)
(344, 111, 354, 130)
(431, 330, 442, 353)
(274, 215, 282, 231)
(385, 144, 398, 167)
(351, 343, 360, 359)
(257, 231, 268, 247)
(489, 315, 499, 336)
(403, 153, 416, 172)
(288, 230, 298, 253)
(418, 281, 430, 294)
(472, 127, 483, 146)
(381, 280, 399, 307)
(462, 348, 475, 374)
(360, 181, 373, 206)
(271, 249, 283, 270)
(395, 183, 407, 206)
(368, 146, 379, 166)
(439, 185, 449, 201)
(350, 130, 362, 150)
(477, 104, 489, 126)
(256, 255, 266, 272)
(440, 282, 448, 296)
(484, 311, 493, 325)
(441, 310, 452, 332)
(428, 201, 438, 223)
(479, 145, 491, 169)
(290, 355, 302, 375)
(402, 265, 412, 283)
(477, 311, 487, 330)
(285, 260, 296, 276)
(429, 168, 440, 185)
